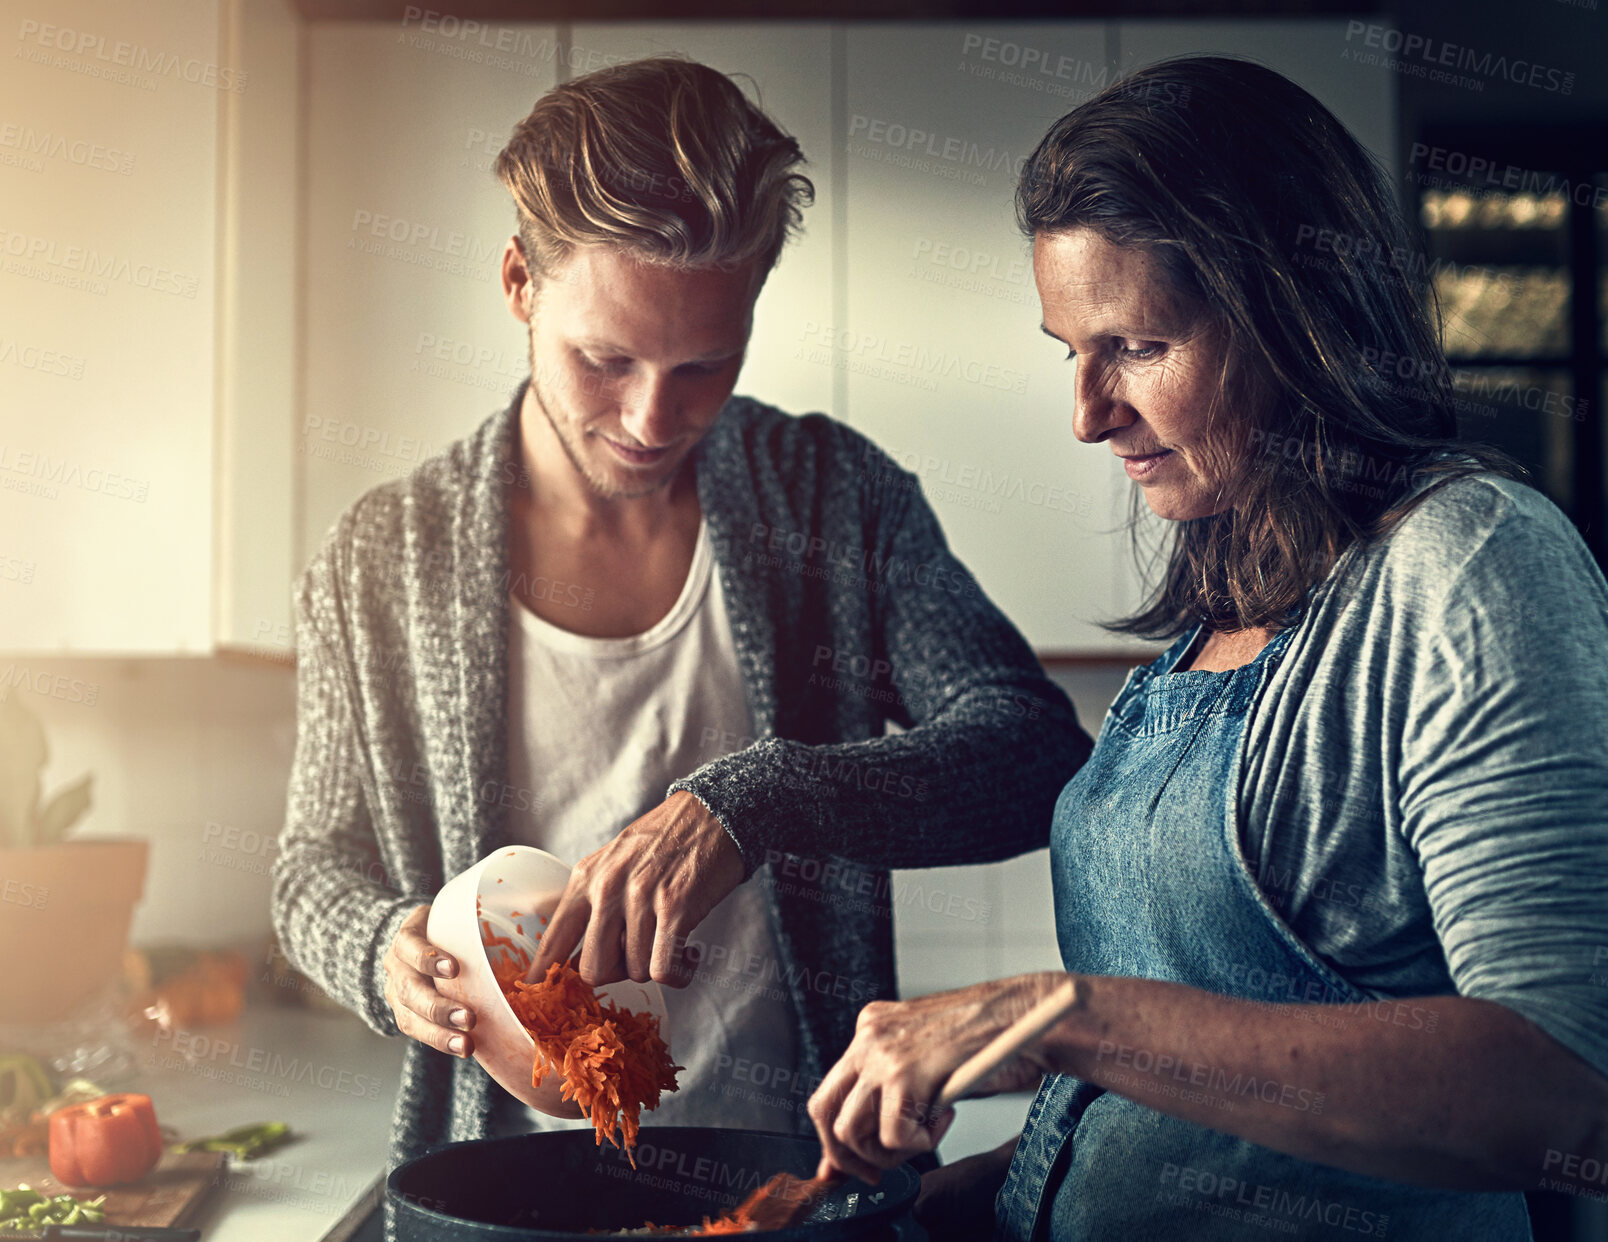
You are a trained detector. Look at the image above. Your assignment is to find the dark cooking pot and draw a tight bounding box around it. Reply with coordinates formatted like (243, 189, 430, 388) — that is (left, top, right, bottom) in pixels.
(388, 1127, 921, 1239)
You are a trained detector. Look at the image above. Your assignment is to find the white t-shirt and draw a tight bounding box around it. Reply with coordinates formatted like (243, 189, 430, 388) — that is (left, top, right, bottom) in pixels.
(498, 518, 803, 1136)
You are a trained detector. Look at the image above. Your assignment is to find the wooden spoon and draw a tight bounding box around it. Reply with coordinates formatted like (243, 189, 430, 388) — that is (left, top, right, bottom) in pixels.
(736, 978, 1080, 1233)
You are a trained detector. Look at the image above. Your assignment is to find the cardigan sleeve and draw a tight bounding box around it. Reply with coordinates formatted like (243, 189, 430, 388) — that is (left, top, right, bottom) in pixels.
(270, 534, 423, 1039)
(1397, 496, 1608, 1079)
(670, 441, 1091, 874)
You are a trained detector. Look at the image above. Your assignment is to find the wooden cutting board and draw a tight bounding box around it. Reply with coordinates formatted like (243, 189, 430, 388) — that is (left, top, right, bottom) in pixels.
(0, 1149, 226, 1228)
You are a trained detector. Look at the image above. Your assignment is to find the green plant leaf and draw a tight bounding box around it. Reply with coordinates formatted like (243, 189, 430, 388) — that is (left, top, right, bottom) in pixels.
(36, 774, 93, 847)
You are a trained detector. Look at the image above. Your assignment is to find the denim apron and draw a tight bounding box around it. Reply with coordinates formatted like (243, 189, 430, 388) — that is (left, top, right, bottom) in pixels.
(994, 626, 1531, 1241)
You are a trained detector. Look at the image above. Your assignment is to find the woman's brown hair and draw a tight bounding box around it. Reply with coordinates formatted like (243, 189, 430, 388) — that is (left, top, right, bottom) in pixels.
(1017, 56, 1519, 639)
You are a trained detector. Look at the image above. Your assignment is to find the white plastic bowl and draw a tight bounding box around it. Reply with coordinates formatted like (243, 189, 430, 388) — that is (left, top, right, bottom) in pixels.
(427, 845, 671, 1117)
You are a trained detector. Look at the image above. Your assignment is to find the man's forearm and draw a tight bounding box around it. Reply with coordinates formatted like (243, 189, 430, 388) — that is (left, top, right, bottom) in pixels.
(1036, 972, 1608, 1194)
(671, 684, 1082, 875)
(271, 841, 420, 1036)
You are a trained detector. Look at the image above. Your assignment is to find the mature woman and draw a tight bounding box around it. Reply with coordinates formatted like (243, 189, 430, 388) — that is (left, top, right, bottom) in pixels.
(806, 57, 1608, 1240)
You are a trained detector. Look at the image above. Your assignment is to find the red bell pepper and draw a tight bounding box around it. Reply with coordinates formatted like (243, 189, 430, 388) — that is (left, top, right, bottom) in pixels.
(48, 1093, 163, 1186)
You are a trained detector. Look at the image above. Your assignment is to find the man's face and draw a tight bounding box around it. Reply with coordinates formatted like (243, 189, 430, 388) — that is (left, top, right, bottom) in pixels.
(510, 242, 760, 500)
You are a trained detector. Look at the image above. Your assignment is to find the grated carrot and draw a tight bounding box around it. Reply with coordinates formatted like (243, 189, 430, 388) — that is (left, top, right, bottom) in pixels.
(618, 1170, 802, 1234)
(499, 961, 682, 1167)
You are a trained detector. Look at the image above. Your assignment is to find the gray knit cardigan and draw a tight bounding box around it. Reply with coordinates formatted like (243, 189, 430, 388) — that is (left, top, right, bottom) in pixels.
(271, 381, 1089, 1175)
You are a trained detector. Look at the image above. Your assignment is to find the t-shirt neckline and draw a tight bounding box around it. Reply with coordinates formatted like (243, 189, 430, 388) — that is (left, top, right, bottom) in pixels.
(508, 518, 713, 659)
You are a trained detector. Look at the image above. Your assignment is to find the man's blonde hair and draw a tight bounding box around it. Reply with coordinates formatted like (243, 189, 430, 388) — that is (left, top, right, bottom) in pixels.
(494, 57, 814, 285)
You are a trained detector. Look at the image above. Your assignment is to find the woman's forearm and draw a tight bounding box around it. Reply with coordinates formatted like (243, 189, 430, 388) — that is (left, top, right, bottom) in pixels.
(1036, 972, 1608, 1193)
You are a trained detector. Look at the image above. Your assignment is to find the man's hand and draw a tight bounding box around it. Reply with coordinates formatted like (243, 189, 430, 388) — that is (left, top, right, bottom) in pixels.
(529, 791, 746, 988)
(382, 904, 476, 1057)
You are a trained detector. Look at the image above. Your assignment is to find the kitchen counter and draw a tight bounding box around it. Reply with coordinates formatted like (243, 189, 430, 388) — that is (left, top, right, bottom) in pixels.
(129, 1003, 406, 1242)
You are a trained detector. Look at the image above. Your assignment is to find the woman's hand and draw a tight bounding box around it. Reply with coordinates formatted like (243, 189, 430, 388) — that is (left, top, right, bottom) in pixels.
(807, 974, 1061, 1184)
(529, 791, 746, 987)
(382, 904, 475, 1057)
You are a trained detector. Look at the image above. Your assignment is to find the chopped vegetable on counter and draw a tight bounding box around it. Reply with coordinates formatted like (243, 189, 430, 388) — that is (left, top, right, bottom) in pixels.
(127, 948, 249, 1031)
(0, 1056, 53, 1116)
(47, 1093, 163, 1187)
(500, 961, 680, 1166)
(0, 1118, 47, 1160)
(0, 1186, 106, 1231)
(172, 1120, 291, 1161)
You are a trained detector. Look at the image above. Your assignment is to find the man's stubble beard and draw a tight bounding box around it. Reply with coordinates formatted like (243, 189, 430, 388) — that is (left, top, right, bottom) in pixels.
(525, 332, 677, 503)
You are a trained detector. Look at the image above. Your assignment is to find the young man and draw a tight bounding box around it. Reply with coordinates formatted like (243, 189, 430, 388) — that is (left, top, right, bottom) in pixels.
(272, 57, 1088, 1180)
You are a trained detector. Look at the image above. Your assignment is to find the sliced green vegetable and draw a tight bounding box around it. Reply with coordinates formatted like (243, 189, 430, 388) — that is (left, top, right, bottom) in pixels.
(0, 1186, 43, 1216)
(173, 1120, 291, 1160)
(0, 1057, 53, 1117)
(0, 1186, 113, 1229)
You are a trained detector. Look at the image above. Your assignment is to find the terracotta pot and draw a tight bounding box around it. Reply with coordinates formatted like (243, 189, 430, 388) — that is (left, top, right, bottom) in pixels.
(0, 839, 148, 1024)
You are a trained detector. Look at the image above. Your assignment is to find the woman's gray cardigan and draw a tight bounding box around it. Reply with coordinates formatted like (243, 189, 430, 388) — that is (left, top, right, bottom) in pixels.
(271, 382, 1091, 1172)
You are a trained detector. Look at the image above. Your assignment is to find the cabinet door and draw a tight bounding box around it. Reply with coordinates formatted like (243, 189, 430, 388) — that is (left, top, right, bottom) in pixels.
(841, 24, 1149, 654)
(0, 0, 221, 652)
(299, 20, 560, 568)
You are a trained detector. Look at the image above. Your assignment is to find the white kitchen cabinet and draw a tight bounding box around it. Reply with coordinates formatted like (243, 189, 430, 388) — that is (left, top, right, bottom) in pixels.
(0, 0, 299, 656)
(298, 20, 559, 566)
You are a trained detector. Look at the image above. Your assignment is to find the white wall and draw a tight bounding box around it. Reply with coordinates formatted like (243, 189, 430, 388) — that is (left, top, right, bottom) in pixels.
(8, 657, 295, 948)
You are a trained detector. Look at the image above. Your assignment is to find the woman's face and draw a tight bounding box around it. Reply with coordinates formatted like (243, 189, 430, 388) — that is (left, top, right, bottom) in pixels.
(1033, 228, 1245, 521)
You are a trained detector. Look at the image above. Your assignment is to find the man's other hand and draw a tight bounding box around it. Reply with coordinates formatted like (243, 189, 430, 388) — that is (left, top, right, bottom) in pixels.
(383, 904, 476, 1057)
(529, 791, 745, 987)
